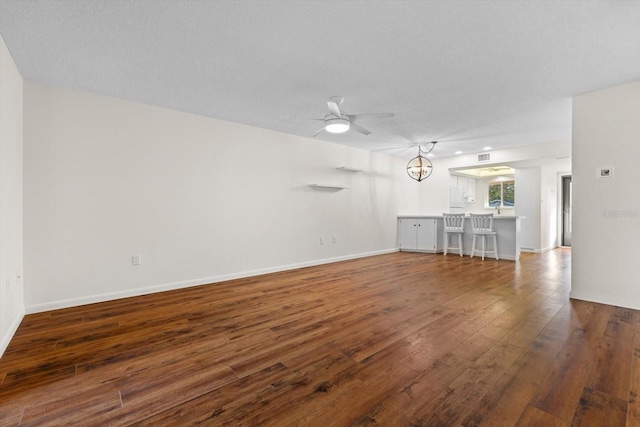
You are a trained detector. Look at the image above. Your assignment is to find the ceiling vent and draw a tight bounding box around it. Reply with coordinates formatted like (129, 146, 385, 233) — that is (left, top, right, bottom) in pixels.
(478, 153, 490, 162)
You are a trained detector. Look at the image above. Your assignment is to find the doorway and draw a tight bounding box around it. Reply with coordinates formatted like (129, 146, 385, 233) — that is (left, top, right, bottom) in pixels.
(561, 176, 572, 246)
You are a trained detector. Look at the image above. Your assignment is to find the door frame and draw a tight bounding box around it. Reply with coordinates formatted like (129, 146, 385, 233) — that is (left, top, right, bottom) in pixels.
(558, 175, 573, 247)
(558, 173, 572, 247)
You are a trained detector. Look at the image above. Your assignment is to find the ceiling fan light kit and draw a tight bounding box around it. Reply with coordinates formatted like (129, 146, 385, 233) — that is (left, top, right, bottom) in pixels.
(407, 142, 437, 182)
(324, 117, 350, 133)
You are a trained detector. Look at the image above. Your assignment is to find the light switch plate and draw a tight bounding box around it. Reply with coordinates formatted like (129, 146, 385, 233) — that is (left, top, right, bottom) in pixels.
(597, 167, 614, 178)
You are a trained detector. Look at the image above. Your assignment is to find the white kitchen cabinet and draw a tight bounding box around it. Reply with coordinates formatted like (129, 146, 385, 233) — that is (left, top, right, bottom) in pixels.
(398, 218, 443, 252)
(450, 175, 464, 208)
(449, 175, 477, 204)
(458, 176, 468, 194)
(450, 186, 465, 208)
(465, 178, 476, 200)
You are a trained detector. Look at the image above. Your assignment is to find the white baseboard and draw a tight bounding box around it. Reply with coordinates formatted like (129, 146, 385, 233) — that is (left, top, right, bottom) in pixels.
(520, 245, 556, 254)
(401, 248, 517, 261)
(25, 248, 399, 314)
(570, 289, 640, 311)
(0, 308, 25, 357)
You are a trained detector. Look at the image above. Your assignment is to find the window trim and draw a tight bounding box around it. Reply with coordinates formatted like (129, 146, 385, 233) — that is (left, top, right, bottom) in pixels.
(486, 179, 515, 209)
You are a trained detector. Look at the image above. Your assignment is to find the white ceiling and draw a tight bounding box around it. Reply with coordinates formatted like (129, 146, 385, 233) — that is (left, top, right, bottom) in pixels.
(1, 1, 639, 159)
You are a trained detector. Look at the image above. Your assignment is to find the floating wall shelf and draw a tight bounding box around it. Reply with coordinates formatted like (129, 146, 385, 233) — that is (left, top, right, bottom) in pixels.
(336, 166, 363, 173)
(308, 184, 349, 191)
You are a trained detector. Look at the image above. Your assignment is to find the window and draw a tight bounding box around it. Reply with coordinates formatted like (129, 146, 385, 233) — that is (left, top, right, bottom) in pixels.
(488, 180, 515, 208)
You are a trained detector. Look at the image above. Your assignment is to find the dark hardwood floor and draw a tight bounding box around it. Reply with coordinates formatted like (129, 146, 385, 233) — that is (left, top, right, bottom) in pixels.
(1, 249, 638, 426)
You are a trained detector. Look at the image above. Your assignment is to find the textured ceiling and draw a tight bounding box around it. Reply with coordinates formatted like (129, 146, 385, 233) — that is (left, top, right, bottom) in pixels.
(1, 1, 639, 159)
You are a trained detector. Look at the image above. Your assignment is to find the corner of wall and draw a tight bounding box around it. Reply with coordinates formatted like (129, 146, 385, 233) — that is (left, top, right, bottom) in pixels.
(0, 308, 25, 356)
(0, 33, 26, 357)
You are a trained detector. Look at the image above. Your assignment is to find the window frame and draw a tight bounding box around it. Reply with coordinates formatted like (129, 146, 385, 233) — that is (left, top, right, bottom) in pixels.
(486, 179, 515, 209)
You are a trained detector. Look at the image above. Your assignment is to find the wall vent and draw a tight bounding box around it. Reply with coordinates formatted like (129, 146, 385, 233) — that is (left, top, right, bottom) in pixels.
(478, 153, 490, 162)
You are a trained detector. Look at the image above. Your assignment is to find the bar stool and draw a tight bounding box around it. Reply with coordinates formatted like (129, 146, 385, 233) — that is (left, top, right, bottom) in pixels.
(443, 213, 465, 256)
(470, 214, 499, 260)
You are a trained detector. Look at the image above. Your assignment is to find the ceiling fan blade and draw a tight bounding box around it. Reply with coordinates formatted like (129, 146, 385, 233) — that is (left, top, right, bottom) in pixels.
(350, 123, 371, 136)
(312, 127, 325, 137)
(327, 101, 342, 117)
(348, 112, 395, 121)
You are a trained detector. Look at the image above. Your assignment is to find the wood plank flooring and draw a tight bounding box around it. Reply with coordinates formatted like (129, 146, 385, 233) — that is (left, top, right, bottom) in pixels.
(0, 249, 638, 426)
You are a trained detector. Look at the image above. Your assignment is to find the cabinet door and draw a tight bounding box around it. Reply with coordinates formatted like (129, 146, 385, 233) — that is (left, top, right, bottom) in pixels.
(417, 219, 436, 251)
(467, 178, 476, 198)
(458, 177, 468, 196)
(398, 219, 418, 250)
(450, 186, 465, 208)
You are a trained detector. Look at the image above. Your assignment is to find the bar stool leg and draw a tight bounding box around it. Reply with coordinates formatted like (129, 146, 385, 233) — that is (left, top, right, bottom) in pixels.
(471, 234, 476, 258)
(444, 232, 447, 255)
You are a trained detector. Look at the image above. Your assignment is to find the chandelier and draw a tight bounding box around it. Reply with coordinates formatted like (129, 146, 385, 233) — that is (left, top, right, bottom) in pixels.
(406, 141, 437, 182)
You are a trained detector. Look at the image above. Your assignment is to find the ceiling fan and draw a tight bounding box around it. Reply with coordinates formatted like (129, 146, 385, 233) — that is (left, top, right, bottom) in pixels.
(309, 96, 395, 137)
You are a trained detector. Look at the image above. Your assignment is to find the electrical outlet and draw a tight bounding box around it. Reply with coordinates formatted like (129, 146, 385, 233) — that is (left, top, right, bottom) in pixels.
(320, 237, 325, 245)
(333, 236, 337, 243)
(132, 255, 142, 266)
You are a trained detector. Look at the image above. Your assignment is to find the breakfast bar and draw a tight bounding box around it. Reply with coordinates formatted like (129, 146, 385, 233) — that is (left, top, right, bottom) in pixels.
(397, 215, 525, 260)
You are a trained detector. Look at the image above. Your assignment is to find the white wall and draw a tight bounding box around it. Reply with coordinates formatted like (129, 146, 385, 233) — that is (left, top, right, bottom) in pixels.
(541, 164, 563, 251)
(515, 167, 541, 251)
(23, 81, 416, 312)
(415, 163, 450, 215)
(0, 34, 25, 356)
(571, 81, 640, 309)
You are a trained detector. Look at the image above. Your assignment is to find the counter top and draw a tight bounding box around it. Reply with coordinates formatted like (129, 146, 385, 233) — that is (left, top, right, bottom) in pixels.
(398, 214, 525, 220)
